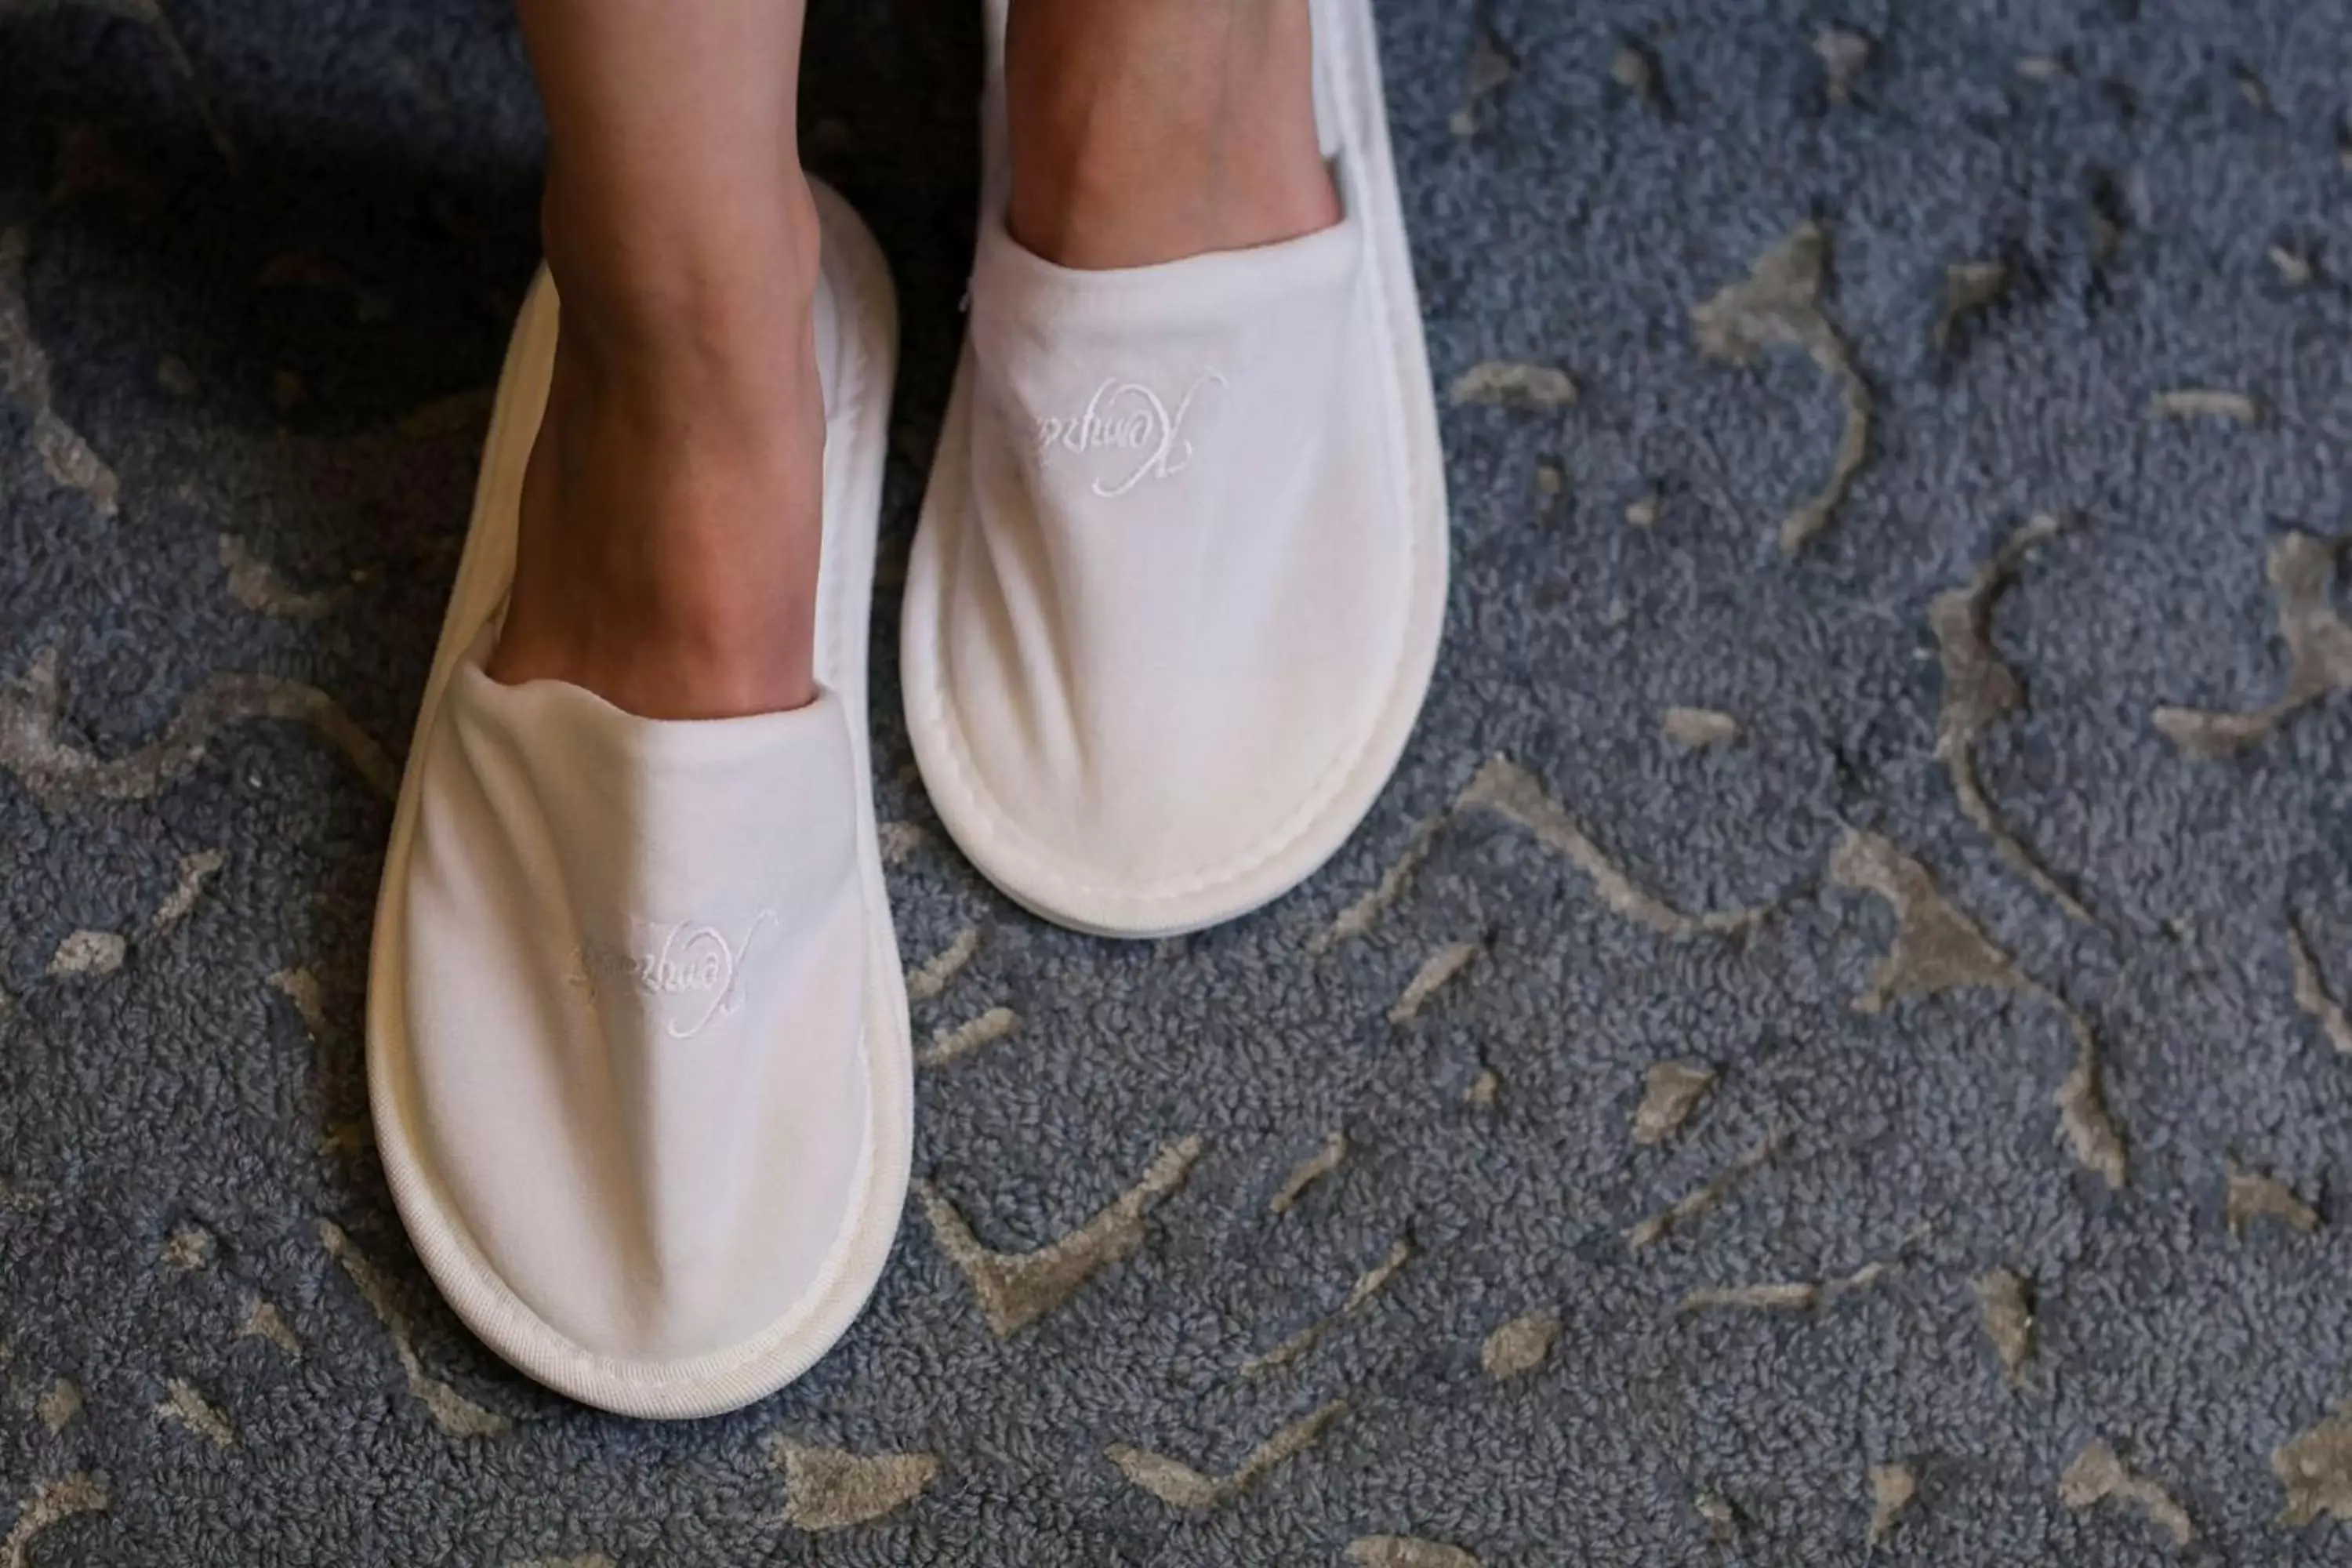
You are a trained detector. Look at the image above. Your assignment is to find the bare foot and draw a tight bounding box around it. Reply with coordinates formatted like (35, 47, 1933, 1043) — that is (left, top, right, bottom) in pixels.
(1005, 0, 1339, 270)
(487, 172, 828, 720)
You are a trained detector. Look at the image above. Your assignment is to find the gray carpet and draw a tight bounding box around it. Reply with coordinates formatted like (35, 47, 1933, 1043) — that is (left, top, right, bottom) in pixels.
(5, 0, 2352, 1561)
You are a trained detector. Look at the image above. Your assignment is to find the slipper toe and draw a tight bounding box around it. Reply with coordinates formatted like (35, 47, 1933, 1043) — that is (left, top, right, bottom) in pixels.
(402, 651, 871, 1363)
(954, 213, 1406, 895)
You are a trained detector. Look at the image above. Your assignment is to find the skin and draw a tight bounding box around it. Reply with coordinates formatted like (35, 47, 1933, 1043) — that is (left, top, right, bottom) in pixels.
(494, 0, 1338, 720)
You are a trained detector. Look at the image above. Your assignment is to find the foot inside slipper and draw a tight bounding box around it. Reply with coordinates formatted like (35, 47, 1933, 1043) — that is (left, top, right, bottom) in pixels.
(904, 0, 1449, 938)
(367, 182, 911, 1420)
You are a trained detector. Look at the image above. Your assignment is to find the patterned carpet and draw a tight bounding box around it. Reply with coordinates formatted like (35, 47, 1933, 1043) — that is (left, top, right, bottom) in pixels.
(4, 0, 2352, 1563)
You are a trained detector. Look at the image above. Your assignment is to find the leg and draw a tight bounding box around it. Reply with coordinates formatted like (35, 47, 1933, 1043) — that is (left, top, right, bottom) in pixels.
(492, 0, 824, 719)
(1005, 0, 1340, 271)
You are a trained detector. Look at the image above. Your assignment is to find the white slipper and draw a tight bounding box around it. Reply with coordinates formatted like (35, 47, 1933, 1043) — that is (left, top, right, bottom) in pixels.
(902, 0, 1449, 938)
(365, 180, 911, 1420)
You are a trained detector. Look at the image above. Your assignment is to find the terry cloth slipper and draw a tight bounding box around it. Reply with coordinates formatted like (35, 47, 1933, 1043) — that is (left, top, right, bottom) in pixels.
(365, 180, 911, 1420)
(902, 0, 1449, 939)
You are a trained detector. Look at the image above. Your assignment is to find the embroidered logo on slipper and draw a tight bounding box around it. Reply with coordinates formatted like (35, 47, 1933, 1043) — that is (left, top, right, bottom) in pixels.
(567, 911, 779, 1040)
(1034, 374, 1229, 498)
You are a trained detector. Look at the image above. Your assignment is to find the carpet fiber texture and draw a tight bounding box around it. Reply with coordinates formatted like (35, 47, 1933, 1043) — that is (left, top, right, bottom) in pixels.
(5, 1, 2352, 1563)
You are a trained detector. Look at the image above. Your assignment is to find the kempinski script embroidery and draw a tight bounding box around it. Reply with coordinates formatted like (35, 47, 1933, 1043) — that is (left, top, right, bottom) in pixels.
(567, 911, 779, 1040)
(1034, 373, 1229, 498)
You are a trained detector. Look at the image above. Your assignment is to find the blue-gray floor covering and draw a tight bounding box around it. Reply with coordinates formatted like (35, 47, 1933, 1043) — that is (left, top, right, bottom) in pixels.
(3, 1, 2352, 1562)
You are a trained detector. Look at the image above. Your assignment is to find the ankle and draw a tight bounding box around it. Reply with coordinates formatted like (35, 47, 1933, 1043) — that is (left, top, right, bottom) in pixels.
(488, 173, 829, 720)
(540, 167, 825, 392)
(1004, 0, 1336, 270)
(491, 346, 828, 720)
